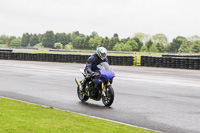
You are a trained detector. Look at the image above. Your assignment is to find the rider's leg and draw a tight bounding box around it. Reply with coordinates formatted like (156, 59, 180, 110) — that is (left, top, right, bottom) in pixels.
(81, 70, 90, 92)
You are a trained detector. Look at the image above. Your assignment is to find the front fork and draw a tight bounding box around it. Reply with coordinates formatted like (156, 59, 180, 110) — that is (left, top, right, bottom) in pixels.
(101, 81, 110, 95)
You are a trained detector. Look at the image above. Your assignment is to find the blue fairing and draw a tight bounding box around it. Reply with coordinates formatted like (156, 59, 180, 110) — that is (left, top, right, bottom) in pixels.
(99, 67, 115, 79)
(92, 62, 115, 85)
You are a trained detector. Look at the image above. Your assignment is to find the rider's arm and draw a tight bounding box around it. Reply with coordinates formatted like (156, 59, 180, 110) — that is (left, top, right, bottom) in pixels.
(85, 56, 95, 73)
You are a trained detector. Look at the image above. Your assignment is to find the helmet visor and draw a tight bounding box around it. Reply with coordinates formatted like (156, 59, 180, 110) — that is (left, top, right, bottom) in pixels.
(101, 53, 106, 57)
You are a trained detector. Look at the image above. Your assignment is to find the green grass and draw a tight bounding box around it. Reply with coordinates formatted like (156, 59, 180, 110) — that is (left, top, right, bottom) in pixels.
(0, 44, 8, 48)
(13, 49, 163, 57)
(0, 97, 155, 133)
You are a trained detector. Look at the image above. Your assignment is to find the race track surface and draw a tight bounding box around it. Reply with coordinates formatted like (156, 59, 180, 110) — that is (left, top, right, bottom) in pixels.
(1, 60, 200, 133)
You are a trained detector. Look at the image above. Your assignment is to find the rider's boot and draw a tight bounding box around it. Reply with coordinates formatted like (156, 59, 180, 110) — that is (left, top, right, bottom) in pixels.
(80, 79, 87, 93)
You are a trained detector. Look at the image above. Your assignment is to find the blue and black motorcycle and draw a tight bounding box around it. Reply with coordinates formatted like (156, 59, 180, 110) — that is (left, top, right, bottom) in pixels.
(75, 62, 115, 106)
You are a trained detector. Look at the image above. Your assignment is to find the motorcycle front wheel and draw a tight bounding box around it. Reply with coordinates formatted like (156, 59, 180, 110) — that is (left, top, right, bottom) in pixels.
(77, 86, 89, 102)
(102, 85, 114, 106)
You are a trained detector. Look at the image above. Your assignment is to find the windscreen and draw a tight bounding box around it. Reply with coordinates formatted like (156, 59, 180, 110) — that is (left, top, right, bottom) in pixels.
(98, 62, 112, 71)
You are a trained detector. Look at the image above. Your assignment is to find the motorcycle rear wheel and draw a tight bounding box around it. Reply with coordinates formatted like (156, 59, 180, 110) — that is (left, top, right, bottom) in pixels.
(77, 86, 89, 102)
(102, 85, 114, 106)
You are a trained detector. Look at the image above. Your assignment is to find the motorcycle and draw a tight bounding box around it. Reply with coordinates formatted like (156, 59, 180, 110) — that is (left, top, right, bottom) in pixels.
(75, 62, 115, 106)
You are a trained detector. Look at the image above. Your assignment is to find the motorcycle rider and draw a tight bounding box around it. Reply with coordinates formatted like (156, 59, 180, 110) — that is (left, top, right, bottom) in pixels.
(81, 47, 108, 93)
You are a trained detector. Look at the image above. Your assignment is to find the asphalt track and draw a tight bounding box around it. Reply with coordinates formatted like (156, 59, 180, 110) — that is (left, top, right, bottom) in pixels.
(1, 60, 200, 133)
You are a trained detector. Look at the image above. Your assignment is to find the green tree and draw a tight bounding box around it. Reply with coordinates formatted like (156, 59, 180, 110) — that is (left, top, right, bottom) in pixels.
(0, 39, 3, 44)
(65, 33, 72, 44)
(74, 31, 80, 36)
(6, 36, 16, 47)
(149, 44, 158, 52)
(178, 40, 190, 53)
(71, 31, 80, 40)
(152, 33, 168, 46)
(126, 39, 138, 51)
(90, 31, 98, 38)
(83, 36, 90, 49)
(0, 35, 12, 45)
(108, 37, 119, 50)
(169, 36, 185, 53)
(10, 38, 21, 48)
(187, 35, 200, 47)
(140, 45, 148, 52)
(121, 37, 130, 44)
(71, 36, 80, 49)
(38, 34, 43, 43)
(102, 36, 110, 49)
(156, 43, 164, 52)
(79, 37, 85, 49)
(191, 40, 200, 53)
(54, 42, 63, 49)
(113, 43, 123, 51)
(134, 33, 145, 42)
(0, 35, 7, 44)
(133, 37, 143, 51)
(134, 33, 150, 44)
(176, 36, 187, 42)
(71, 34, 86, 49)
(30, 34, 39, 46)
(113, 33, 119, 38)
(88, 36, 104, 49)
(121, 43, 132, 51)
(163, 43, 171, 52)
(42, 31, 55, 48)
(55, 33, 68, 45)
(21, 33, 31, 47)
(146, 40, 153, 50)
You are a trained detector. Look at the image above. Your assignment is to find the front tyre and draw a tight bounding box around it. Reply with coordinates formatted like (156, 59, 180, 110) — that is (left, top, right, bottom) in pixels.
(102, 85, 114, 106)
(77, 86, 89, 102)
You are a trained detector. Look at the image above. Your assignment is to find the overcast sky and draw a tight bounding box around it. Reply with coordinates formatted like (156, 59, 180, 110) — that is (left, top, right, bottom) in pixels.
(1, 0, 200, 41)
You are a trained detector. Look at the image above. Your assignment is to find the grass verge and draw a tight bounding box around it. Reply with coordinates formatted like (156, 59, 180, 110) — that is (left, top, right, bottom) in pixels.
(13, 49, 163, 57)
(0, 44, 8, 48)
(0, 97, 155, 133)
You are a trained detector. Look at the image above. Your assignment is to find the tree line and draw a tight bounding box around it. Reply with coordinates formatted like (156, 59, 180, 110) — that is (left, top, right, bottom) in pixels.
(0, 31, 200, 53)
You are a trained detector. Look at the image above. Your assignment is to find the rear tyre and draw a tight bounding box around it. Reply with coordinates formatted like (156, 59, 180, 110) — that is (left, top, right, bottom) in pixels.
(102, 85, 114, 106)
(77, 86, 89, 102)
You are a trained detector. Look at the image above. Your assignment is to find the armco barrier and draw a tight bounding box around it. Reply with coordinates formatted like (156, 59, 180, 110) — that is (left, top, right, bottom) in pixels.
(0, 52, 134, 66)
(0, 49, 13, 52)
(141, 55, 200, 69)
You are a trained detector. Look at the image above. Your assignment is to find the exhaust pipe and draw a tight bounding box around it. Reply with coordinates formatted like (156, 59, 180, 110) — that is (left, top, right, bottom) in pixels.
(75, 78, 82, 89)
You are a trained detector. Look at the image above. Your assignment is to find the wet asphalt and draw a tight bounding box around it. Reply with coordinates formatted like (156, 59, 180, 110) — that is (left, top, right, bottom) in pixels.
(1, 60, 200, 133)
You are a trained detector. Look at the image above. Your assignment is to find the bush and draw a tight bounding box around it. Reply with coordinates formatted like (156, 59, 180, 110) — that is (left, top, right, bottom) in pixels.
(54, 42, 63, 49)
(64, 42, 73, 50)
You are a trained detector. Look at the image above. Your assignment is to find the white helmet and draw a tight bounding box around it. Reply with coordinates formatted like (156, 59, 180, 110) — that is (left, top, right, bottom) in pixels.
(96, 47, 107, 60)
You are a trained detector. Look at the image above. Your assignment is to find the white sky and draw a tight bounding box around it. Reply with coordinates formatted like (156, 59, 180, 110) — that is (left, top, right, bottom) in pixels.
(1, 0, 200, 41)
